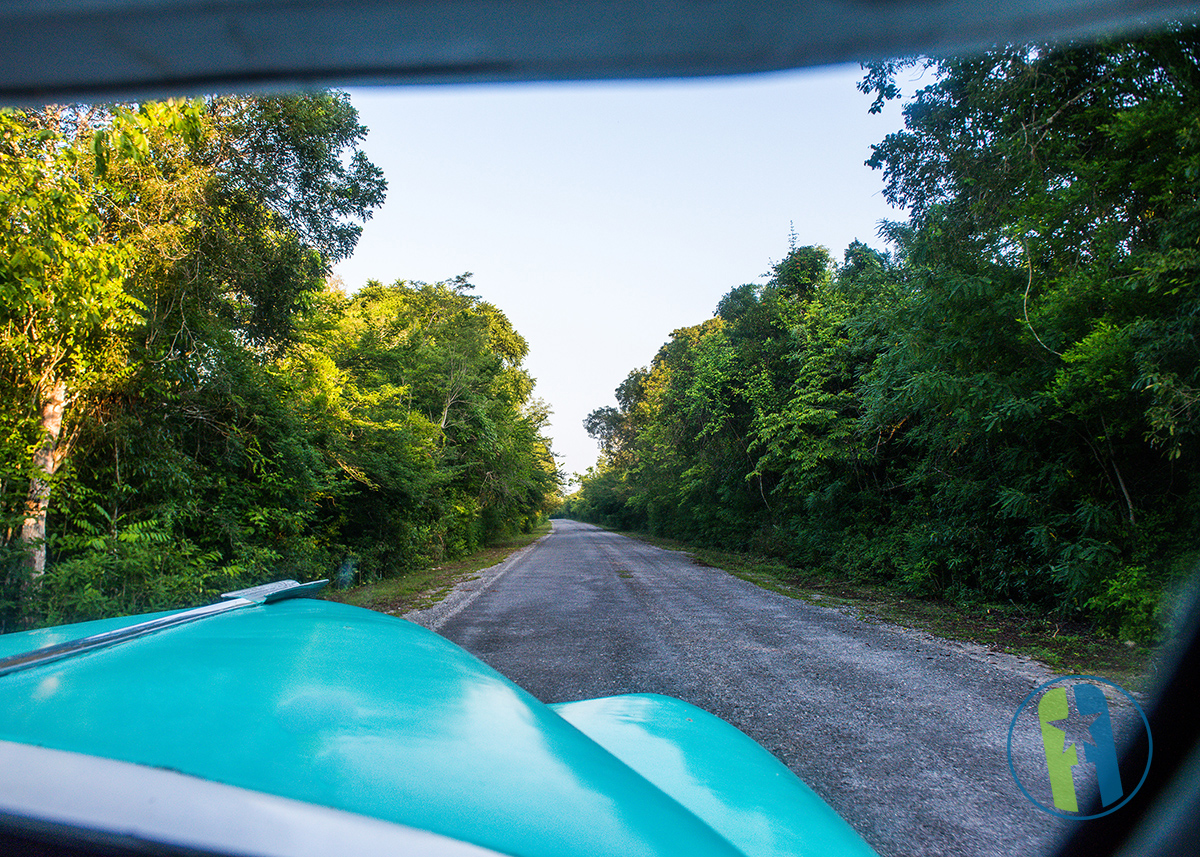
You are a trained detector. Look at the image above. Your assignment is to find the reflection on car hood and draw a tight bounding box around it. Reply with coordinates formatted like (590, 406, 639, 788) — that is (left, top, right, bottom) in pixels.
(0, 599, 874, 856)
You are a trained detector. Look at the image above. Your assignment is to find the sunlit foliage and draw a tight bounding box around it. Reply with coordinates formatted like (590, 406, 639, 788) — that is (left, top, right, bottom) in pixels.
(0, 96, 557, 629)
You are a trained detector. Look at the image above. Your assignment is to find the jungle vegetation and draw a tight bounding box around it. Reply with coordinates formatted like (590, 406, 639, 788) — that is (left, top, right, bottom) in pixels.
(563, 26, 1200, 643)
(0, 94, 559, 629)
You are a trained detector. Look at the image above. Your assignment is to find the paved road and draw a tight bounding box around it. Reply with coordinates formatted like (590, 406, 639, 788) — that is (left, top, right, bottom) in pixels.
(407, 520, 1075, 857)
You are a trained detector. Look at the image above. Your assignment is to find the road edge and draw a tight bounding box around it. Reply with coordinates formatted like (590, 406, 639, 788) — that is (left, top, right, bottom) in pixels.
(404, 522, 556, 631)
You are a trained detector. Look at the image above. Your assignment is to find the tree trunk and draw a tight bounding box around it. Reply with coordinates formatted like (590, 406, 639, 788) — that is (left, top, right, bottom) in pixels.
(20, 381, 68, 581)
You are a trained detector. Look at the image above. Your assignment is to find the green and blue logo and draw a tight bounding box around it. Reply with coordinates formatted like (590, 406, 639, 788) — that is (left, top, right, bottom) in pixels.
(1007, 675, 1152, 819)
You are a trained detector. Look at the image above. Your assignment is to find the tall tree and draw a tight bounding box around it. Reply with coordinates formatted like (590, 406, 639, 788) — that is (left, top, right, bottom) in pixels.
(0, 109, 155, 583)
(280, 277, 559, 578)
(1, 93, 386, 617)
(859, 25, 1200, 613)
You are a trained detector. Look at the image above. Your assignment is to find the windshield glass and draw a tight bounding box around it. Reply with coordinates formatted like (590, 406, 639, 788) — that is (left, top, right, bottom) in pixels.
(0, 8, 1196, 857)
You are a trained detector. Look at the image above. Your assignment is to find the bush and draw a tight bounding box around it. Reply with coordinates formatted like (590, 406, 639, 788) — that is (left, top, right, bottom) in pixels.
(1085, 564, 1174, 644)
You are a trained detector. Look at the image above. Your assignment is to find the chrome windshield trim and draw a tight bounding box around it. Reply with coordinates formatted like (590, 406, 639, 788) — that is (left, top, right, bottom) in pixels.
(0, 578, 328, 678)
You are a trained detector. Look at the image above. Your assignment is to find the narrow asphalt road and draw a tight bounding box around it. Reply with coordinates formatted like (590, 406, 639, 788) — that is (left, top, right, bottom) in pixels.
(407, 520, 1078, 857)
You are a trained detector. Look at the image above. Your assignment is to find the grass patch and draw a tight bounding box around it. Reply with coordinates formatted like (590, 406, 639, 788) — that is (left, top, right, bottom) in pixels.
(614, 529, 1159, 691)
(324, 523, 551, 616)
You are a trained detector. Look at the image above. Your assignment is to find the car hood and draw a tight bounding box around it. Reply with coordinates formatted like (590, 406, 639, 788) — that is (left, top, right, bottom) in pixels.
(0, 598, 874, 857)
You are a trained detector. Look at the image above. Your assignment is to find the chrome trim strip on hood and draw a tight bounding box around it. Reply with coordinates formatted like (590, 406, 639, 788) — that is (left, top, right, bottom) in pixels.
(0, 579, 327, 678)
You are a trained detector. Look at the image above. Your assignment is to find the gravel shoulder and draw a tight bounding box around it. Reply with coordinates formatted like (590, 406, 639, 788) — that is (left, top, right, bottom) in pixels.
(404, 528, 553, 631)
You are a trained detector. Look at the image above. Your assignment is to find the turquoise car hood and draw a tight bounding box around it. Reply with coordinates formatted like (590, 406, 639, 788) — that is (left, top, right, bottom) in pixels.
(0, 598, 875, 857)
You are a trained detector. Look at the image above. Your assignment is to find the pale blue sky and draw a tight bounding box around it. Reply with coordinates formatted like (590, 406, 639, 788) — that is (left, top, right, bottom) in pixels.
(334, 64, 908, 481)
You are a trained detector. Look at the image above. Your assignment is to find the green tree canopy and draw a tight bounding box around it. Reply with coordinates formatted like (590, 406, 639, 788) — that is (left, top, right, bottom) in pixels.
(574, 24, 1200, 642)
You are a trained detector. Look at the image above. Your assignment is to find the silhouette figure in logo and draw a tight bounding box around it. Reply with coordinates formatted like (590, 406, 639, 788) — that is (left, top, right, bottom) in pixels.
(1037, 683, 1124, 812)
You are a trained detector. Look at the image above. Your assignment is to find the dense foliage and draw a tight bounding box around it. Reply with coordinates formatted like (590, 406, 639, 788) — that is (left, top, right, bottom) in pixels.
(1, 96, 558, 629)
(566, 27, 1200, 642)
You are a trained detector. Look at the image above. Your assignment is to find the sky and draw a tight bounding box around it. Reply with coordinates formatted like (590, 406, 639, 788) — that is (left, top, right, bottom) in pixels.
(333, 63, 909, 482)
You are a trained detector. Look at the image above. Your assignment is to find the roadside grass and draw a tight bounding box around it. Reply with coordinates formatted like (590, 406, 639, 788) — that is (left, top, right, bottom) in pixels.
(617, 530, 1159, 693)
(324, 523, 551, 616)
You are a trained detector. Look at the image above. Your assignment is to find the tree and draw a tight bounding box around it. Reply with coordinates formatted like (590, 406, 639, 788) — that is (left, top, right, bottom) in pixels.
(280, 277, 560, 579)
(857, 25, 1200, 618)
(574, 28, 1200, 639)
(0, 110, 146, 586)
(1, 93, 387, 623)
